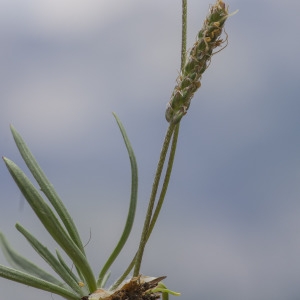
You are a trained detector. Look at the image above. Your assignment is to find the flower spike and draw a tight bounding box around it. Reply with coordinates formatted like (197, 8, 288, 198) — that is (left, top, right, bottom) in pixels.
(166, 0, 230, 124)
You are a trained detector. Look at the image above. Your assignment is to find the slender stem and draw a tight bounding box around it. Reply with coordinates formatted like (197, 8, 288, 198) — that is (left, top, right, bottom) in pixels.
(117, 0, 189, 283)
(147, 0, 187, 238)
(147, 1, 186, 236)
(133, 124, 176, 276)
(181, 0, 187, 69)
(144, 0, 188, 255)
(147, 124, 179, 238)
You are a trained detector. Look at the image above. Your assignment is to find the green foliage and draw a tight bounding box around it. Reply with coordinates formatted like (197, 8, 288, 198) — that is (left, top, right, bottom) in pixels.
(0, 1, 233, 299)
(1, 116, 138, 299)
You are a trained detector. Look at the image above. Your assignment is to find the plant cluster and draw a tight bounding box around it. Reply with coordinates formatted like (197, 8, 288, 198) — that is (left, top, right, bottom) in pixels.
(0, 1, 234, 299)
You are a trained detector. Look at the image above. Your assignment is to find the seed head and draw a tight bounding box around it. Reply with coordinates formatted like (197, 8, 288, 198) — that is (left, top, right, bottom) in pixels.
(166, 0, 230, 124)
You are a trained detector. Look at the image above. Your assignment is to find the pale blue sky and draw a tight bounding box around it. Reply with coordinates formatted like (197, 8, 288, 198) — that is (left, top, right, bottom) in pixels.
(1, 1, 300, 299)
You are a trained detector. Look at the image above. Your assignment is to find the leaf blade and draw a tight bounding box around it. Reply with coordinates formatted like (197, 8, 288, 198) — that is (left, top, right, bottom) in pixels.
(97, 114, 138, 287)
(3, 157, 97, 292)
(0, 232, 63, 287)
(16, 223, 84, 296)
(0, 265, 80, 300)
(10, 125, 85, 254)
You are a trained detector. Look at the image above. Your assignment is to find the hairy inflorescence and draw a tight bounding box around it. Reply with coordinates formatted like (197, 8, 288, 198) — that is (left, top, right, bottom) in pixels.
(165, 0, 229, 124)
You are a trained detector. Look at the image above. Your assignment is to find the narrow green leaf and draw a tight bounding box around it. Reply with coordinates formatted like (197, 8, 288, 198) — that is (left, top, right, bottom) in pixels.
(16, 224, 84, 296)
(0, 232, 63, 287)
(10, 125, 85, 254)
(56, 249, 89, 295)
(151, 282, 181, 296)
(2, 157, 97, 292)
(97, 113, 138, 287)
(0, 265, 80, 300)
(56, 249, 81, 285)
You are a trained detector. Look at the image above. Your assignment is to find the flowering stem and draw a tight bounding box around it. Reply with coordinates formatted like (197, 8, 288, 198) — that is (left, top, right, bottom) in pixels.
(146, 0, 187, 246)
(181, 0, 187, 69)
(132, 0, 188, 278)
(147, 122, 180, 240)
(133, 124, 176, 276)
(116, 0, 231, 286)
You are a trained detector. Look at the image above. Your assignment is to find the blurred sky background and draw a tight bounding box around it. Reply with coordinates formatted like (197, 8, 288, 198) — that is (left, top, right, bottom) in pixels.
(0, 0, 300, 299)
